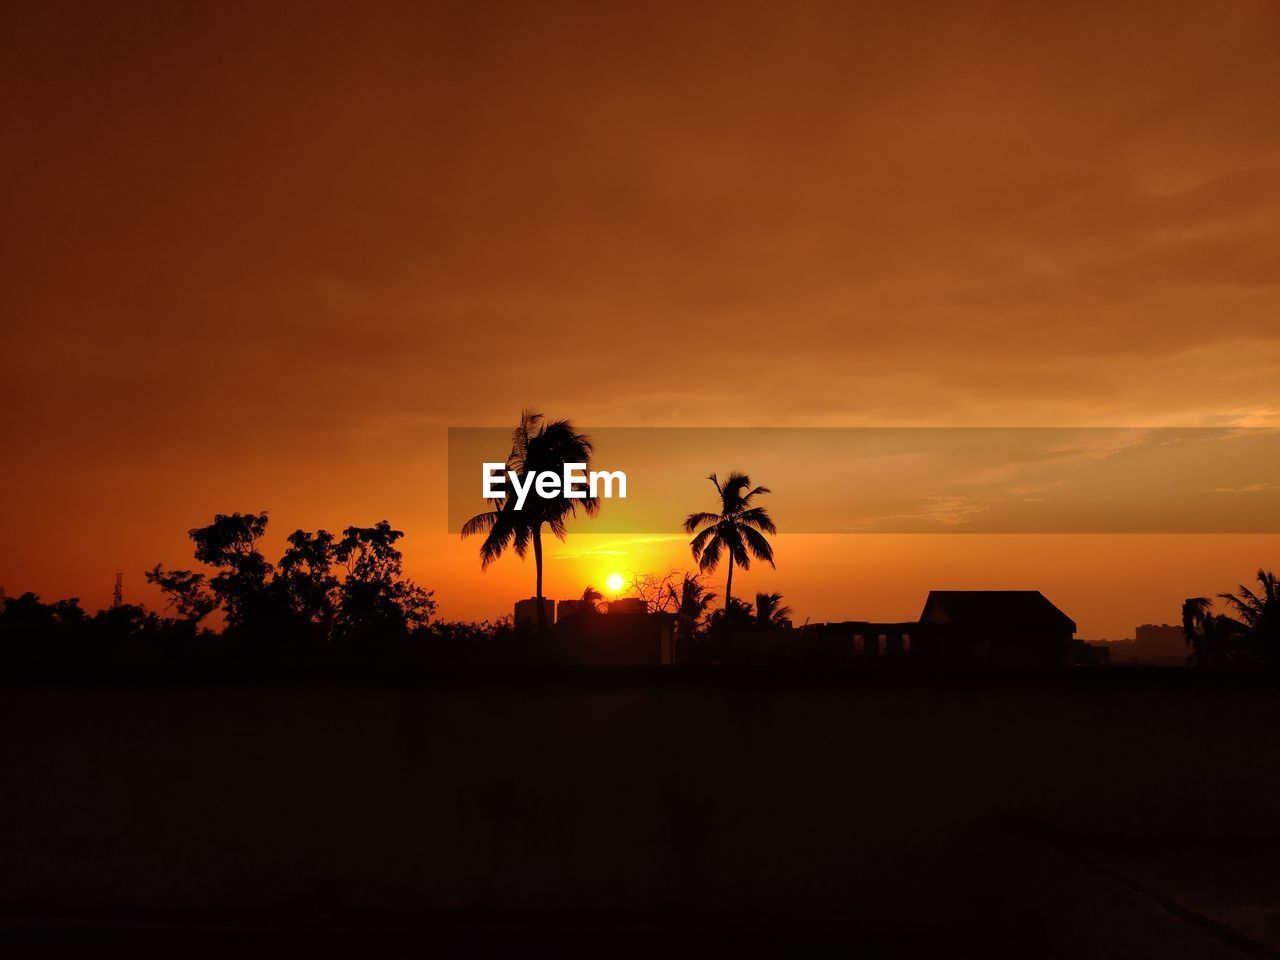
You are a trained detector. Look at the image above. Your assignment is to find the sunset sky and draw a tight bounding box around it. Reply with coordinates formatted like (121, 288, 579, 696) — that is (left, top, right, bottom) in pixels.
(3, 1, 1279, 638)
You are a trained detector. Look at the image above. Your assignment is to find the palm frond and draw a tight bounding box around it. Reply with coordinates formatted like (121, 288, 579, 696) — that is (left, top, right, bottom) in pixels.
(740, 524, 775, 567)
(723, 524, 750, 570)
(720, 472, 752, 511)
(1219, 588, 1262, 626)
(1260, 569, 1279, 606)
(478, 523, 516, 569)
(1182, 596, 1211, 637)
(460, 510, 501, 539)
(738, 506, 777, 534)
(507, 409, 542, 473)
(697, 533, 724, 573)
(511, 523, 532, 559)
(689, 525, 717, 561)
(683, 511, 722, 534)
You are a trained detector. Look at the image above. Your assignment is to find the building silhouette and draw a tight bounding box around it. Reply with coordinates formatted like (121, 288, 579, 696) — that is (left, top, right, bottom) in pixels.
(517, 590, 1078, 666)
(743, 591, 1078, 666)
(912, 590, 1077, 665)
(514, 597, 555, 628)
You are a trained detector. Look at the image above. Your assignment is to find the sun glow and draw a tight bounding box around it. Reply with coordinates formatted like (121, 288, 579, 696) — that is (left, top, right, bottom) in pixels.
(605, 572, 625, 593)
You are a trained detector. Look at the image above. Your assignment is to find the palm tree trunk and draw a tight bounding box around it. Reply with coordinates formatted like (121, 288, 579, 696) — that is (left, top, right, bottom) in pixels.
(533, 524, 546, 633)
(724, 555, 733, 612)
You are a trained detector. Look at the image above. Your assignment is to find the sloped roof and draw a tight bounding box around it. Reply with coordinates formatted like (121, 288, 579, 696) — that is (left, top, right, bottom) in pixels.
(919, 591, 1076, 632)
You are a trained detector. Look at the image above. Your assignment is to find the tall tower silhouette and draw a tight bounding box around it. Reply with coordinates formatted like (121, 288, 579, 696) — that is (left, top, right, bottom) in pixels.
(112, 572, 123, 609)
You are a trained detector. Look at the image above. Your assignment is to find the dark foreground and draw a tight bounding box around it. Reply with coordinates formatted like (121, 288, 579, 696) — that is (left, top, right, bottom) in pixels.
(2, 667, 1279, 958)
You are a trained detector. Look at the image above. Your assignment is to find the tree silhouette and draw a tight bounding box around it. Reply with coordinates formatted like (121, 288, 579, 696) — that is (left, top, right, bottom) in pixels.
(277, 530, 338, 619)
(188, 511, 274, 633)
(0, 592, 181, 664)
(578, 585, 605, 613)
(145, 565, 217, 624)
(146, 513, 436, 657)
(0, 592, 86, 659)
(669, 572, 716, 625)
(683, 472, 776, 612)
(753, 591, 793, 630)
(1218, 568, 1280, 665)
(1181, 596, 1247, 666)
(334, 521, 436, 647)
(1219, 568, 1279, 664)
(708, 597, 754, 634)
(461, 411, 600, 632)
(1, 509, 452, 665)
(626, 569, 682, 613)
(667, 572, 716, 657)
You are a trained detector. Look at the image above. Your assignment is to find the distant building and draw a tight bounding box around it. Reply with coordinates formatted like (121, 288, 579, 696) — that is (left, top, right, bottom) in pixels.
(510, 597, 673, 664)
(514, 597, 556, 628)
(912, 590, 1077, 665)
(545, 612, 675, 665)
(556, 598, 597, 620)
(1135, 623, 1185, 655)
(760, 621, 915, 664)
(1069, 638, 1111, 666)
(1107, 624, 1187, 665)
(606, 598, 647, 615)
(731, 621, 914, 665)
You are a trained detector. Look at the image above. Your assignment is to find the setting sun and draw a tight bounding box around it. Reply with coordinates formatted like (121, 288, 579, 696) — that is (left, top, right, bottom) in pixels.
(606, 573, 625, 593)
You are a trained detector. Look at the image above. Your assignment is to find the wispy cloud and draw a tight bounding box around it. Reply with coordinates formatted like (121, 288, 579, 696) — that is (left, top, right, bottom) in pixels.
(550, 534, 687, 561)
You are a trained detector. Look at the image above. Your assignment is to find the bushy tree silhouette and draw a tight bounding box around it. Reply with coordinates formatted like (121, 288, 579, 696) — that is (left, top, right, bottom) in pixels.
(145, 565, 217, 623)
(143, 512, 437, 660)
(188, 512, 275, 634)
(275, 528, 339, 652)
(0, 593, 87, 656)
(334, 521, 436, 649)
(0, 592, 181, 663)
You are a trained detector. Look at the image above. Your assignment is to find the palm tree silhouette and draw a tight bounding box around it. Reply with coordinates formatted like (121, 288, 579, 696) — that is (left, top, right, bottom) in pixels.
(753, 591, 792, 630)
(462, 411, 599, 631)
(579, 585, 605, 614)
(1219, 568, 1279, 663)
(669, 573, 717, 623)
(683, 472, 776, 612)
(1181, 596, 1246, 666)
(708, 597, 754, 634)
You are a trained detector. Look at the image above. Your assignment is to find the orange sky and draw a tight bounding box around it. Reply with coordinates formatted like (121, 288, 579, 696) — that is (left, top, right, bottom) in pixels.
(3, 1, 1279, 638)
